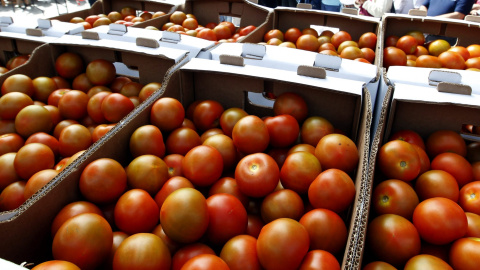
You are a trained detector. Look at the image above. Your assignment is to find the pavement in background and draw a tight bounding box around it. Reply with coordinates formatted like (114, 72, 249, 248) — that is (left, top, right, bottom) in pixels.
(0, 0, 91, 20)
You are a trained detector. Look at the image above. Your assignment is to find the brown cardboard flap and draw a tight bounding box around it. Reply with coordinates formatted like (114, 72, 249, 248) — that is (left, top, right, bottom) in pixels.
(136, 37, 159, 48)
(465, 15, 480, 23)
(437, 82, 472, 95)
(341, 8, 359, 15)
(219, 54, 245, 66)
(408, 9, 427, 16)
(297, 65, 326, 79)
(25, 28, 43, 37)
(297, 3, 312, 9)
(81, 31, 99, 40)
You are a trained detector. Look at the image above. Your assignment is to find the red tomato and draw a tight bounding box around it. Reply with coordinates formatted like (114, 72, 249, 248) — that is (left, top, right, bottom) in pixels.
(284, 28, 302, 43)
(235, 153, 280, 198)
(415, 55, 442, 68)
(220, 234, 261, 270)
(367, 214, 421, 266)
(160, 188, 209, 243)
(1, 74, 34, 97)
(15, 105, 53, 138)
(0, 133, 25, 157)
(58, 90, 89, 120)
(0, 92, 34, 120)
(280, 151, 321, 194)
(438, 51, 466, 69)
(449, 237, 480, 270)
(14, 143, 55, 180)
(232, 115, 270, 154)
(426, 130, 467, 158)
(299, 250, 340, 270)
(459, 181, 480, 215)
(55, 52, 84, 79)
(181, 254, 229, 270)
(23, 169, 58, 200)
(389, 130, 426, 150)
(385, 35, 399, 47)
(79, 158, 127, 205)
(413, 197, 468, 245)
(150, 97, 185, 132)
(383, 46, 407, 68)
(182, 145, 223, 186)
(192, 100, 224, 132)
(113, 233, 171, 270)
(163, 154, 185, 178)
(25, 132, 60, 157)
(0, 181, 26, 211)
(31, 260, 81, 270)
(114, 189, 159, 234)
(308, 168, 355, 213)
(362, 261, 397, 270)
(330, 30, 352, 49)
(404, 254, 452, 270)
(412, 144, 430, 175)
(431, 152, 473, 187)
(358, 32, 377, 50)
(52, 213, 112, 270)
(264, 29, 284, 42)
(466, 212, 480, 237)
(50, 201, 104, 237)
(91, 124, 115, 143)
(301, 116, 334, 147)
(203, 134, 237, 171)
(101, 93, 135, 123)
(0, 153, 21, 190)
(154, 176, 193, 209)
(257, 218, 309, 270)
(129, 125, 166, 158)
(415, 170, 459, 202)
(171, 243, 216, 270)
(151, 224, 180, 255)
(372, 179, 419, 220)
(219, 107, 248, 137)
(396, 35, 418, 55)
(126, 155, 168, 195)
(85, 59, 116, 86)
(315, 134, 359, 174)
(273, 92, 308, 123)
(264, 114, 299, 148)
(261, 189, 304, 223)
(58, 124, 92, 158)
(377, 140, 421, 181)
(165, 127, 201, 155)
(197, 28, 217, 41)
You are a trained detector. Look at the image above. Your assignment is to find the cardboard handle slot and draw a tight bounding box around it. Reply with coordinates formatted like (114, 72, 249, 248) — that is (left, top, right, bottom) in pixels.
(437, 82, 472, 95)
(26, 28, 43, 37)
(219, 54, 245, 66)
(81, 31, 100, 40)
(314, 53, 342, 71)
(461, 124, 480, 142)
(247, 92, 274, 108)
(297, 65, 326, 79)
(297, 3, 312, 9)
(242, 43, 265, 60)
(428, 70, 462, 86)
(136, 37, 159, 48)
(37, 19, 52, 29)
(341, 8, 359, 15)
(408, 9, 427, 16)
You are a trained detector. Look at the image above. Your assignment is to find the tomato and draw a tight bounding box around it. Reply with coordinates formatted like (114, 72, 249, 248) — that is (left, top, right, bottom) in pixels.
(197, 28, 217, 41)
(415, 170, 459, 202)
(466, 212, 480, 237)
(385, 35, 399, 47)
(308, 168, 355, 213)
(296, 34, 320, 52)
(273, 92, 308, 123)
(257, 218, 309, 270)
(235, 153, 280, 197)
(166, 127, 201, 155)
(288, 143, 316, 156)
(383, 47, 407, 68)
(72, 73, 94, 92)
(181, 254, 230, 270)
(1, 74, 34, 97)
(113, 233, 171, 270)
(85, 59, 116, 86)
(438, 51, 466, 70)
(15, 105, 53, 138)
(404, 254, 452, 270)
(415, 54, 442, 68)
(449, 46, 470, 61)
(449, 237, 480, 270)
(362, 48, 376, 63)
(192, 100, 224, 132)
(171, 243, 215, 270)
(91, 124, 115, 143)
(119, 81, 142, 97)
(126, 155, 168, 195)
(219, 107, 248, 137)
(14, 143, 55, 180)
(359, 32, 377, 50)
(114, 189, 159, 234)
(50, 201, 104, 237)
(55, 52, 84, 79)
(138, 82, 162, 103)
(0, 92, 34, 120)
(260, 189, 304, 223)
(160, 188, 209, 243)
(431, 152, 473, 187)
(129, 125, 166, 158)
(319, 43, 336, 52)
(101, 93, 135, 123)
(396, 35, 418, 55)
(466, 57, 480, 69)
(366, 214, 421, 266)
(378, 140, 421, 181)
(52, 213, 112, 270)
(413, 197, 467, 245)
(203, 134, 237, 172)
(280, 151, 321, 194)
(0, 181, 26, 211)
(246, 214, 264, 238)
(389, 130, 426, 150)
(232, 115, 269, 154)
(264, 29, 284, 42)
(0, 133, 25, 157)
(6, 55, 29, 70)
(0, 153, 21, 190)
(58, 124, 92, 157)
(315, 134, 359, 174)
(428, 39, 451, 57)
(79, 158, 127, 205)
(24, 169, 58, 200)
(149, 97, 185, 132)
(362, 261, 397, 270)
(31, 260, 81, 270)
(467, 44, 480, 58)
(459, 181, 480, 215)
(214, 24, 232, 40)
(330, 30, 352, 49)
(220, 234, 261, 270)
(405, 30, 425, 46)
(57, 90, 89, 120)
(372, 179, 419, 220)
(264, 114, 299, 148)
(299, 250, 340, 270)
(182, 145, 223, 186)
(32, 77, 57, 104)
(0, 120, 16, 135)
(341, 46, 365, 60)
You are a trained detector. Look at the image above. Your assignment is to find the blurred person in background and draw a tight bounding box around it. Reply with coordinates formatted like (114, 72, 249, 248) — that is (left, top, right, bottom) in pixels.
(322, 0, 342, 11)
(355, 0, 393, 17)
(393, 0, 415, 13)
(419, 0, 475, 19)
(470, 0, 480, 15)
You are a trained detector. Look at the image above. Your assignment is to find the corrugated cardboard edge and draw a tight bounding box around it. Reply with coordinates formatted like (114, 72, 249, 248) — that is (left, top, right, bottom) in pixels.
(342, 86, 373, 270)
(297, 65, 326, 79)
(342, 8, 359, 15)
(136, 37, 160, 48)
(296, 3, 312, 9)
(25, 28, 43, 37)
(437, 82, 472, 95)
(219, 54, 245, 66)
(408, 9, 427, 17)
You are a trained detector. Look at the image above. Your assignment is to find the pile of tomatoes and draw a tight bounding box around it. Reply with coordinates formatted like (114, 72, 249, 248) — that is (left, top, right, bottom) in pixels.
(154, 11, 257, 42)
(0, 54, 30, 75)
(364, 129, 480, 269)
(262, 28, 377, 64)
(0, 51, 162, 212)
(29, 91, 362, 269)
(69, 6, 166, 29)
(383, 30, 480, 70)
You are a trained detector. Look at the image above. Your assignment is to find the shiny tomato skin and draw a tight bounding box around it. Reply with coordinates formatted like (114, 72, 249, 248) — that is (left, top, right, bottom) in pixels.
(362, 261, 397, 270)
(280, 151, 321, 194)
(166, 127, 202, 156)
(459, 181, 480, 215)
(129, 125, 166, 158)
(235, 153, 280, 198)
(219, 107, 248, 137)
(113, 233, 171, 270)
(55, 52, 84, 79)
(449, 237, 480, 270)
(182, 145, 223, 187)
(220, 234, 262, 270)
(203, 134, 237, 172)
(366, 214, 421, 266)
(14, 143, 55, 180)
(465, 212, 480, 237)
(181, 254, 230, 270)
(264, 114, 300, 148)
(372, 179, 419, 220)
(23, 169, 58, 200)
(257, 218, 310, 270)
(377, 140, 421, 182)
(232, 115, 270, 154)
(358, 32, 377, 50)
(413, 197, 468, 245)
(383, 46, 407, 68)
(51, 201, 104, 237)
(404, 254, 452, 270)
(298, 250, 340, 270)
(389, 130, 425, 150)
(192, 100, 224, 132)
(0, 133, 24, 157)
(315, 134, 359, 174)
(85, 59, 116, 86)
(415, 170, 459, 202)
(426, 130, 467, 158)
(151, 224, 180, 255)
(431, 152, 473, 188)
(31, 260, 81, 270)
(208, 176, 249, 208)
(0, 153, 21, 191)
(58, 124, 92, 158)
(273, 92, 308, 123)
(114, 189, 159, 234)
(171, 243, 216, 270)
(396, 35, 418, 55)
(150, 97, 185, 132)
(261, 189, 304, 223)
(301, 116, 334, 147)
(52, 213, 112, 270)
(101, 93, 135, 123)
(126, 155, 169, 196)
(0, 181, 26, 211)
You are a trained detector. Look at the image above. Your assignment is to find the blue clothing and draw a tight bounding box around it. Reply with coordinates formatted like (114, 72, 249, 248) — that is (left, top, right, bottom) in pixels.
(421, 0, 475, 16)
(321, 3, 342, 10)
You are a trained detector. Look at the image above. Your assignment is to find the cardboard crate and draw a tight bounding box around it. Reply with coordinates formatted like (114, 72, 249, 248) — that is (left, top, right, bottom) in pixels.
(131, 0, 274, 43)
(0, 54, 371, 269)
(363, 66, 480, 268)
(49, 0, 179, 26)
(0, 17, 84, 69)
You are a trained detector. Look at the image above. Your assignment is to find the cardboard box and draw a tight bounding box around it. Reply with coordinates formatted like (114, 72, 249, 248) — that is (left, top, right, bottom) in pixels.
(131, 0, 274, 43)
(363, 66, 480, 267)
(83, 24, 217, 59)
(0, 17, 84, 68)
(49, 0, 179, 26)
(0, 55, 371, 269)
